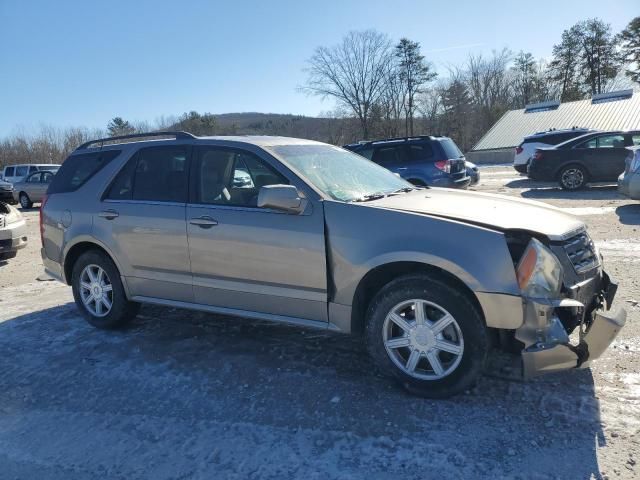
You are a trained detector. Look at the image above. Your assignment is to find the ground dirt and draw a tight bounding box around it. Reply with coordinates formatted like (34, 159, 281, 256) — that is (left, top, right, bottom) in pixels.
(0, 166, 639, 479)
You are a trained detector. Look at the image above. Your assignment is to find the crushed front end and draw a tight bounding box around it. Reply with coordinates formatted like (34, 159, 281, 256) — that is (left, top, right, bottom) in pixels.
(506, 229, 626, 378)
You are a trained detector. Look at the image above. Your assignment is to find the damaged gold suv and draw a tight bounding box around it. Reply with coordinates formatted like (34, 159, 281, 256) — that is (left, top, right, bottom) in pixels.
(40, 132, 626, 398)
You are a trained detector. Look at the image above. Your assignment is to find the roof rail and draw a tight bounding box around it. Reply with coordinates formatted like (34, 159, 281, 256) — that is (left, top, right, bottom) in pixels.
(76, 131, 196, 150)
(356, 135, 437, 146)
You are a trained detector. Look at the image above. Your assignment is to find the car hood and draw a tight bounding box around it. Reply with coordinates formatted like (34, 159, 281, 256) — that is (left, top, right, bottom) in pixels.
(369, 188, 584, 241)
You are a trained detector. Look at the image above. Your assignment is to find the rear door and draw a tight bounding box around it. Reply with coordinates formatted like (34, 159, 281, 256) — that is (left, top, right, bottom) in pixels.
(186, 145, 328, 323)
(96, 145, 193, 302)
(372, 145, 409, 175)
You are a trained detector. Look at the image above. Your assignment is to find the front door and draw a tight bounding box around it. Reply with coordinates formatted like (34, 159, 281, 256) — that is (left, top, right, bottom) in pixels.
(186, 145, 328, 323)
(580, 133, 628, 180)
(95, 145, 193, 302)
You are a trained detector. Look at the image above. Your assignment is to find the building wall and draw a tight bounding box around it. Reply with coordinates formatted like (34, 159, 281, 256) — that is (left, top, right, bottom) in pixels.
(465, 148, 514, 165)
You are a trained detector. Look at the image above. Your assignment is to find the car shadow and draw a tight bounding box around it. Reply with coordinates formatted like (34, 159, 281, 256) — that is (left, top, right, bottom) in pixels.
(615, 203, 640, 225)
(0, 302, 606, 478)
(16, 206, 40, 213)
(521, 185, 624, 201)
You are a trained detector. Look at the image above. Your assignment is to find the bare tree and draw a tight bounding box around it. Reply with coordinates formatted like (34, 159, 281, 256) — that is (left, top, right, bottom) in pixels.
(303, 30, 393, 139)
(466, 49, 513, 139)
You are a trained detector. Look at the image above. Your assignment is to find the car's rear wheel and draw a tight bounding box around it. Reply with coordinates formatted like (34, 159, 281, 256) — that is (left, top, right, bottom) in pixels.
(559, 165, 587, 190)
(19, 192, 33, 209)
(365, 273, 488, 398)
(71, 250, 139, 329)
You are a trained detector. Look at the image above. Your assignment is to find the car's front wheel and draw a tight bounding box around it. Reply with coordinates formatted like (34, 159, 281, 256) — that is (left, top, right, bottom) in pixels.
(559, 165, 587, 190)
(71, 250, 139, 329)
(365, 273, 488, 398)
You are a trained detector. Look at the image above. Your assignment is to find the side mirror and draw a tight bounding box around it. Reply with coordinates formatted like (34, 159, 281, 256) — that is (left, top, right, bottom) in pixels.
(258, 184, 306, 214)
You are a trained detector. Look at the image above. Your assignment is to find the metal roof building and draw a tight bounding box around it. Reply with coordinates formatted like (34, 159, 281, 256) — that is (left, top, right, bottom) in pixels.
(467, 89, 640, 164)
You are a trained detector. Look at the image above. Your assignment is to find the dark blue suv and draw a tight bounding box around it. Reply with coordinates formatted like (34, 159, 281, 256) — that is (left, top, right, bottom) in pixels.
(344, 136, 470, 188)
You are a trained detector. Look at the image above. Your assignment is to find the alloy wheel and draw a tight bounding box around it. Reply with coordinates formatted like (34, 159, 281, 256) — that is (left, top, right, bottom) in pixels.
(561, 168, 584, 189)
(382, 299, 464, 380)
(79, 264, 113, 317)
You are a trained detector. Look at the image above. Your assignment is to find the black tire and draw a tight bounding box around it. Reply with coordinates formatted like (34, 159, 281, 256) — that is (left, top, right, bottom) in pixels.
(365, 273, 488, 399)
(19, 192, 33, 209)
(71, 249, 139, 329)
(0, 251, 18, 260)
(558, 164, 588, 190)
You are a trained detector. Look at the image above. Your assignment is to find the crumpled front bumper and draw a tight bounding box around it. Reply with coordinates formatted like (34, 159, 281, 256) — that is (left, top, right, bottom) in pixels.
(518, 273, 627, 378)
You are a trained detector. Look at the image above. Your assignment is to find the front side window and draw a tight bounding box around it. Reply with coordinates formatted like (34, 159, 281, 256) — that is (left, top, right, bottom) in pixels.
(106, 147, 188, 202)
(15, 166, 28, 176)
(29, 166, 38, 173)
(268, 144, 411, 202)
(41, 171, 54, 183)
(27, 173, 42, 183)
(597, 135, 625, 148)
(193, 147, 288, 207)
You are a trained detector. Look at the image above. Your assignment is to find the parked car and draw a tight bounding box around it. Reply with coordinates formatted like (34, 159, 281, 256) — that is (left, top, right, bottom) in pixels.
(12, 170, 56, 208)
(344, 136, 470, 189)
(0, 178, 14, 203)
(618, 146, 640, 200)
(528, 130, 640, 190)
(465, 160, 479, 186)
(513, 128, 595, 173)
(1, 163, 60, 184)
(41, 132, 625, 398)
(0, 201, 27, 260)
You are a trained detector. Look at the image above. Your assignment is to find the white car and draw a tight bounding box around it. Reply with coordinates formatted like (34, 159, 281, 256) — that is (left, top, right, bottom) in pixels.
(513, 129, 594, 174)
(0, 201, 27, 260)
(1, 163, 61, 184)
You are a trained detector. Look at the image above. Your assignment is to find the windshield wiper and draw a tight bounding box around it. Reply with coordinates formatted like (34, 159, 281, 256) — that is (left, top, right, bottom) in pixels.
(393, 187, 418, 193)
(352, 192, 387, 202)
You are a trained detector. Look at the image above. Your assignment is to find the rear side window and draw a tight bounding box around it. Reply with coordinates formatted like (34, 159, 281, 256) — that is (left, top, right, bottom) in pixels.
(4, 167, 14, 177)
(48, 150, 121, 194)
(408, 144, 434, 161)
(438, 138, 463, 159)
(356, 147, 374, 160)
(106, 146, 189, 203)
(15, 166, 28, 177)
(372, 146, 406, 166)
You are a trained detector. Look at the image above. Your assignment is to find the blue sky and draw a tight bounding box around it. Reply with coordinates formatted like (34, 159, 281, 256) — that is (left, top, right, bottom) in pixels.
(0, 0, 636, 136)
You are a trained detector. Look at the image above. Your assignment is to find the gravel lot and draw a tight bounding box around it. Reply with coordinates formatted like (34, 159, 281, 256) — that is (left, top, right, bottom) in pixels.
(1, 166, 639, 479)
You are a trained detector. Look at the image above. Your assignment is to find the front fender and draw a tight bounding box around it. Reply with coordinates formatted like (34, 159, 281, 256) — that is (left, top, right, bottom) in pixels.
(324, 200, 524, 329)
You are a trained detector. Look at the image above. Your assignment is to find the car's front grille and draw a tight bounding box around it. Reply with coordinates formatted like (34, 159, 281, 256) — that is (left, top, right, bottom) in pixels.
(562, 231, 599, 273)
(0, 216, 4, 228)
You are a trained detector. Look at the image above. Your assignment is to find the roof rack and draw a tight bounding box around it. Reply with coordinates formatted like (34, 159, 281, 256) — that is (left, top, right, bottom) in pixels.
(355, 135, 438, 147)
(76, 131, 196, 150)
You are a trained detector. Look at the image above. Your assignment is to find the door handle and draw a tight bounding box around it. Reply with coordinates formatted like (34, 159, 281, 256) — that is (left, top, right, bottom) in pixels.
(189, 216, 218, 228)
(98, 209, 119, 220)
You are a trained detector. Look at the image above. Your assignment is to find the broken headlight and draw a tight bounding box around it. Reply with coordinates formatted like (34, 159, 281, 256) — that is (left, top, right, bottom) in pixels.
(516, 238, 563, 299)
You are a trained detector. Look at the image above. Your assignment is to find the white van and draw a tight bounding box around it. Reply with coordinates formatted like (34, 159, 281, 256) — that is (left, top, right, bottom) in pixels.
(1, 164, 61, 184)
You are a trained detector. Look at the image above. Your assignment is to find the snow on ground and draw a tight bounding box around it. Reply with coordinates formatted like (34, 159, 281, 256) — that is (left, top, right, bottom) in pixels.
(0, 166, 639, 479)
